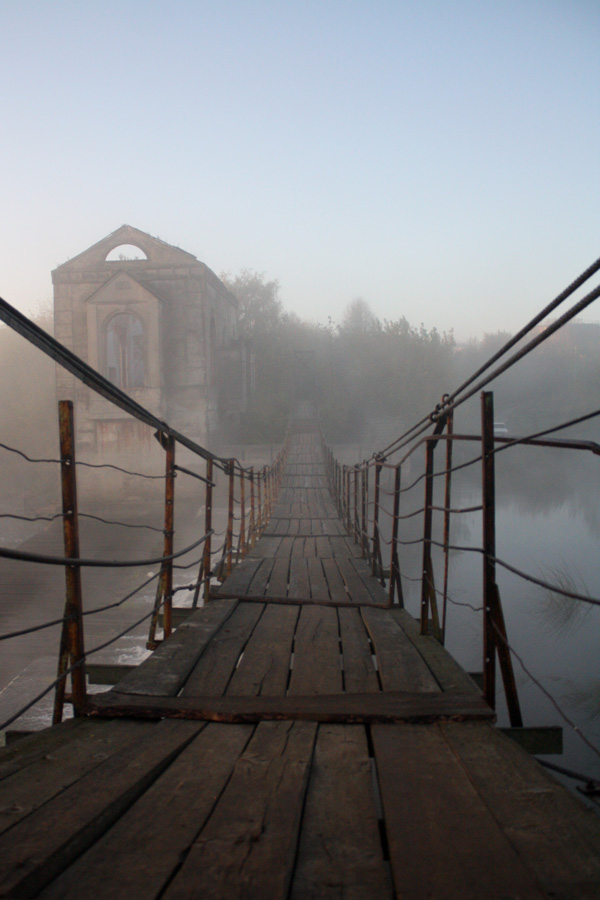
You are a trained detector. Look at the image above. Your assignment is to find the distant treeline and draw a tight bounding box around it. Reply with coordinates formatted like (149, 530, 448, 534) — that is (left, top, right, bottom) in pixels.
(223, 272, 600, 445)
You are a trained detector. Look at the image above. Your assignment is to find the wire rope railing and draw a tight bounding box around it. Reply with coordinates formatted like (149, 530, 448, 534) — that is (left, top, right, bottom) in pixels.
(322, 252, 600, 771)
(0, 295, 289, 729)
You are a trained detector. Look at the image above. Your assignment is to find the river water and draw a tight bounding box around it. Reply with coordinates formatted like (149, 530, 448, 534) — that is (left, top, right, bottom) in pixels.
(392, 439, 600, 799)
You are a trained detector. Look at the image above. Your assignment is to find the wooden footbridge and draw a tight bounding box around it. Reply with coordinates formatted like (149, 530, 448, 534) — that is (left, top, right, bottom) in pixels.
(2, 408, 600, 899)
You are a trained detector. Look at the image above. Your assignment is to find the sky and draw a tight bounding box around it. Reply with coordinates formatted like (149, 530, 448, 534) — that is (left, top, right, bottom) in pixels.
(1, 0, 599, 340)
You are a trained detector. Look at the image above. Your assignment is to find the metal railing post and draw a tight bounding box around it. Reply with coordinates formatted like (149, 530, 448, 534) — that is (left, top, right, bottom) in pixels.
(361, 466, 368, 559)
(148, 432, 175, 646)
(481, 391, 522, 723)
(389, 464, 403, 606)
(353, 467, 360, 545)
(53, 400, 86, 724)
(239, 468, 247, 560)
(420, 437, 441, 638)
(203, 458, 213, 604)
(372, 457, 384, 583)
(481, 391, 497, 708)
(441, 409, 454, 644)
(226, 459, 235, 577)
(249, 467, 256, 548)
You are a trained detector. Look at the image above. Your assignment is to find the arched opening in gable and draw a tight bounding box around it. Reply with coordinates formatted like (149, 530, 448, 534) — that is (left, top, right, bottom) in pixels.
(105, 244, 148, 262)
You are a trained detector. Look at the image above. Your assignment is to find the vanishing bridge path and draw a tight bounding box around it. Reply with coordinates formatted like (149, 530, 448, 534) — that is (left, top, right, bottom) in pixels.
(1, 405, 600, 899)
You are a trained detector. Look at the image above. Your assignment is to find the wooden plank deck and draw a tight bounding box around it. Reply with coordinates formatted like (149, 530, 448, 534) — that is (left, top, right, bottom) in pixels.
(2, 415, 600, 898)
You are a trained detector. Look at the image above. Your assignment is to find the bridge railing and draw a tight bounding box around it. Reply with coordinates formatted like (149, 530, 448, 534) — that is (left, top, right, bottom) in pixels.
(323, 252, 600, 752)
(0, 297, 287, 731)
(324, 393, 600, 732)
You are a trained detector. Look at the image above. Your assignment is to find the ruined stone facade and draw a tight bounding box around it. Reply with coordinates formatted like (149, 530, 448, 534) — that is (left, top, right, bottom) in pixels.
(52, 225, 250, 453)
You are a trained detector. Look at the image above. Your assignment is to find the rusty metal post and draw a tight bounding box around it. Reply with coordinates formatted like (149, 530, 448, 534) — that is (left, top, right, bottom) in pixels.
(360, 466, 368, 559)
(441, 410, 454, 644)
(249, 467, 256, 548)
(389, 464, 404, 606)
(239, 468, 247, 560)
(202, 458, 213, 604)
(353, 467, 360, 544)
(344, 466, 351, 533)
(266, 467, 272, 524)
(481, 391, 497, 708)
(420, 438, 440, 638)
(226, 459, 235, 577)
(53, 400, 86, 724)
(372, 458, 384, 583)
(162, 435, 176, 638)
(257, 472, 263, 538)
(148, 433, 176, 645)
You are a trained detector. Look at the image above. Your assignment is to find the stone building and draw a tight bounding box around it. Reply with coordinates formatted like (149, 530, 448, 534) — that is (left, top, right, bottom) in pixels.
(52, 225, 251, 453)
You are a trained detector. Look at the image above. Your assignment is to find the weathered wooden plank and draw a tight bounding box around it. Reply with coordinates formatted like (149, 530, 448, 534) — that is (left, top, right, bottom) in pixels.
(213, 593, 388, 609)
(329, 534, 355, 558)
(248, 535, 282, 558)
(338, 607, 380, 694)
(336, 556, 379, 604)
(315, 535, 332, 558)
(342, 534, 362, 556)
(288, 606, 343, 695)
(303, 536, 317, 557)
(115, 600, 238, 697)
(288, 554, 311, 599)
(322, 557, 349, 601)
(265, 556, 289, 597)
(182, 602, 264, 697)
(227, 604, 298, 696)
(307, 557, 330, 601)
(277, 535, 296, 557)
(373, 723, 548, 900)
(361, 606, 440, 693)
(216, 558, 262, 596)
(349, 557, 390, 605)
(245, 558, 274, 596)
(86, 663, 137, 684)
(291, 724, 391, 899)
(390, 608, 482, 696)
(0, 720, 202, 899)
(0, 717, 84, 782)
(87, 690, 493, 723)
(271, 517, 290, 534)
(39, 724, 253, 900)
(0, 720, 148, 836)
(161, 721, 317, 900)
(442, 721, 600, 895)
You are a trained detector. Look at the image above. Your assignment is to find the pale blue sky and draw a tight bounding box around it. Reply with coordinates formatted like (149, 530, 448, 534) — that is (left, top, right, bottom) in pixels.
(1, 0, 599, 339)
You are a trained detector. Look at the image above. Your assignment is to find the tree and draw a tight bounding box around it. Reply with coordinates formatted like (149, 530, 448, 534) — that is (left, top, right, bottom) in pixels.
(220, 269, 282, 338)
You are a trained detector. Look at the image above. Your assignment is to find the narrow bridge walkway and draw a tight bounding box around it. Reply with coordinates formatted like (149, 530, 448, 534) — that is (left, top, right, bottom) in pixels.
(1, 410, 600, 898)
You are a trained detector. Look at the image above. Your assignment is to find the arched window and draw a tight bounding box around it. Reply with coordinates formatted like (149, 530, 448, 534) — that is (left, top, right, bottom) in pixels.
(105, 244, 148, 261)
(105, 313, 145, 389)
